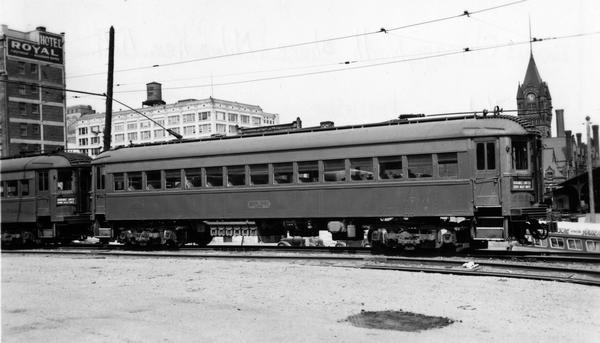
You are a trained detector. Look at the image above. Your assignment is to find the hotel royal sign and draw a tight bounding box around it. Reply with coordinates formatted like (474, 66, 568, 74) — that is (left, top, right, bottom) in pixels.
(7, 32, 63, 64)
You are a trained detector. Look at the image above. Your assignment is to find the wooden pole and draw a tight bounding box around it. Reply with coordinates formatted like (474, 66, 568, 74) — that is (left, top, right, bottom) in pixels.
(586, 116, 596, 222)
(103, 26, 114, 152)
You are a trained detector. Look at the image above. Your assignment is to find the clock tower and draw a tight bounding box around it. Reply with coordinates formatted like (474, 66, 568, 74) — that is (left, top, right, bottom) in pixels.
(516, 53, 553, 137)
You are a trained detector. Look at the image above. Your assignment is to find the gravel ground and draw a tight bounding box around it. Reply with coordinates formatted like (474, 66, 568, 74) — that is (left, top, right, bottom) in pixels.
(2, 254, 599, 342)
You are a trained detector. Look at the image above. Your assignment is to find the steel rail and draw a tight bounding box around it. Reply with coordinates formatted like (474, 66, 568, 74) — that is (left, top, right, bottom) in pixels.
(3, 249, 599, 287)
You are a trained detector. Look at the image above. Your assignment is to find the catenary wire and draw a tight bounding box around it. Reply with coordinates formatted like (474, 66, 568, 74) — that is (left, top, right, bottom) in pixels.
(66, 0, 528, 79)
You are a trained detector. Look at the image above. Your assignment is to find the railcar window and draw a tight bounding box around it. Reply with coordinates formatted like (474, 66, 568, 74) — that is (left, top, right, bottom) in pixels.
(549, 237, 565, 249)
(512, 140, 529, 170)
(349, 158, 374, 181)
(145, 171, 162, 190)
(38, 170, 49, 191)
(486, 143, 496, 169)
(206, 167, 223, 187)
(113, 173, 125, 191)
(127, 172, 142, 191)
(566, 239, 583, 251)
(57, 170, 73, 191)
(6, 181, 18, 197)
(20, 180, 29, 196)
(184, 169, 202, 188)
(438, 153, 458, 177)
(227, 166, 246, 186)
(407, 154, 432, 178)
(586, 241, 600, 252)
(324, 159, 346, 182)
(379, 156, 403, 180)
(165, 170, 181, 189)
(298, 161, 319, 183)
(476, 143, 485, 170)
(95, 167, 105, 190)
(250, 164, 269, 185)
(273, 163, 293, 184)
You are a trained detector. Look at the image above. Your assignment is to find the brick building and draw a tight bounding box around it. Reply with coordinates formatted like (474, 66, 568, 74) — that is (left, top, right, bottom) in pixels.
(0, 25, 66, 157)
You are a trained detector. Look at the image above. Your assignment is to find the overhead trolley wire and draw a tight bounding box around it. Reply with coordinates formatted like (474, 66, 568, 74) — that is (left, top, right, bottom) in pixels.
(112, 30, 600, 93)
(66, 0, 528, 79)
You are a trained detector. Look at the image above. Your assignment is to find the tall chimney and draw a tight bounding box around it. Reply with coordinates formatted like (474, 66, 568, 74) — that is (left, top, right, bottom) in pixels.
(555, 109, 565, 137)
(565, 130, 573, 163)
(593, 124, 599, 160)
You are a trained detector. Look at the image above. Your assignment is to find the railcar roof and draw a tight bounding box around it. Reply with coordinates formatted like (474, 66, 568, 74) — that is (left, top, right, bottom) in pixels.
(94, 116, 533, 165)
(0, 152, 91, 173)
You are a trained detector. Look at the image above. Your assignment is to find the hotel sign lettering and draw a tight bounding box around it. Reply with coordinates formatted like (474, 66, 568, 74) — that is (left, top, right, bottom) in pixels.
(7, 33, 63, 64)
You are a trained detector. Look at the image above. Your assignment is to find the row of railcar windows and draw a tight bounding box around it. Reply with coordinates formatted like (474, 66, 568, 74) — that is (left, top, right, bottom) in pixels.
(0, 170, 73, 197)
(103, 153, 459, 191)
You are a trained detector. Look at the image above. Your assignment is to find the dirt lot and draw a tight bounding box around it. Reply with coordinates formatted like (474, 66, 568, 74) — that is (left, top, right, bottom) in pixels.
(2, 253, 599, 342)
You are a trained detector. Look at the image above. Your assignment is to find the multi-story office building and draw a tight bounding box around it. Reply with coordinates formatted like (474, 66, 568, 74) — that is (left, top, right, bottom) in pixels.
(70, 84, 280, 157)
(0, 25, 66, 157)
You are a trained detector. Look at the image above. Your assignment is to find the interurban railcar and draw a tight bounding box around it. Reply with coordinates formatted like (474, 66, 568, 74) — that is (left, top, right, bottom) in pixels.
(0, 152, 92, 245)
(90, 114, 548, 249)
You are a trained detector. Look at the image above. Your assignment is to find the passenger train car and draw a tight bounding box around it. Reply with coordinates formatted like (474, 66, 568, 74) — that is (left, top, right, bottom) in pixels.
(0, 152, 92, 245)
(90, 114, 549, 249)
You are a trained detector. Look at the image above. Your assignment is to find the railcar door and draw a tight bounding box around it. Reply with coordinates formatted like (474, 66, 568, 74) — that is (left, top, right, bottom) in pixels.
(473, 139, 501, 206)
(92, 166, 106, 214)
(36, 170, 50, 216)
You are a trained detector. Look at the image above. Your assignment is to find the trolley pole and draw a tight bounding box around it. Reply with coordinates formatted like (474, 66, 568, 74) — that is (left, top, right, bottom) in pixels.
(103, 26, 115, 152)
(586, 116, 596, 222)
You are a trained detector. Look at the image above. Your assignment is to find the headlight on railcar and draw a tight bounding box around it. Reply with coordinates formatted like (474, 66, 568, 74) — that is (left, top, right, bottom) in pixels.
(512, 179, 533, 190)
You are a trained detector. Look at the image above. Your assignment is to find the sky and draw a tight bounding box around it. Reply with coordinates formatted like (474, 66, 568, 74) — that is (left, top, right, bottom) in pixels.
(2, 0, 599, 136)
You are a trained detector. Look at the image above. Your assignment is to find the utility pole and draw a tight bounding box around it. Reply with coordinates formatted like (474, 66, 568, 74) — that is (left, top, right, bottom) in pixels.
(103, 26, 115, 152)
(586, 116, 596, 222)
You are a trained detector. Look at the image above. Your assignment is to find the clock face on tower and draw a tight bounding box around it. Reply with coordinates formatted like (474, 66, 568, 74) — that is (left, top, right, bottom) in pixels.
(526, 93, 536, 103)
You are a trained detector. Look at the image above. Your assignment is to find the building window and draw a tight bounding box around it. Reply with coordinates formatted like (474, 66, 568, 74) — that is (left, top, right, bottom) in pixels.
(20, 124, 28, 137)
(199, 112, 210, 121)
(127, 122, 137, 130)
(141, 131, 151, 140)
(78, 127, 88, 135)
(228, 125, 237, 133)
(183, 125, 196, 135)
(18, 103, 27, 114)
(199, 124, 211, 133)
(127, 132, 138, 141)
(169, 127, 180, 134)
(18, 85, 27, 96)
(241, 115, 250, 124)
(79, 138, 88, 146)
(31, 64, 38, 74)
(252, 117, 261, 126)
(216, 124, 227, 133)
(154, 118, 165, 127)
(114, 123, 124, 132)
(18, 62, 26, 74)
(139, 121, 151, 129)
(90, 136, 99, 144)
(114, 133, 125, 143)
(228, 113, 238, 122)
(216, 111, 226, 121)
(168, 115, 180, 125)
(154, 129, 165, 139)
(91, 125, 100, 133)
(31, 104, 39, 114)
(183, 113, 196, 123)
(32, 125, 40, 135)
(91, 147, 101, 155)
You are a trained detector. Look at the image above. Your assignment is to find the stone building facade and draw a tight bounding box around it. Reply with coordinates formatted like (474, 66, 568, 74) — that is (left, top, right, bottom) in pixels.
(0, 25, 66, 157)
(70, 94, 279, 157)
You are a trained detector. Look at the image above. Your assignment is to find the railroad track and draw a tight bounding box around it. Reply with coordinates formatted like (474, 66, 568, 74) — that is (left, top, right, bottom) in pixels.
(4, 247, 599, 287)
